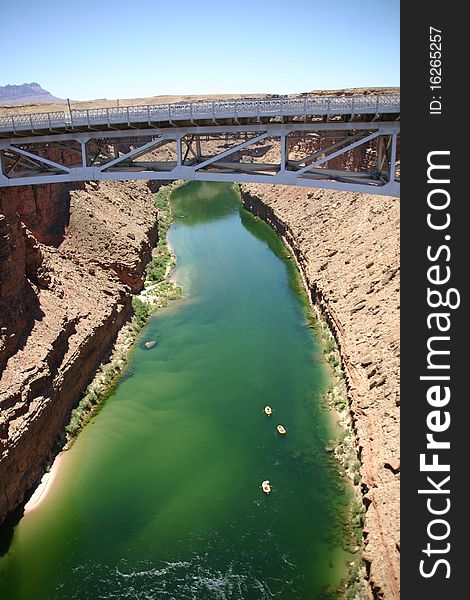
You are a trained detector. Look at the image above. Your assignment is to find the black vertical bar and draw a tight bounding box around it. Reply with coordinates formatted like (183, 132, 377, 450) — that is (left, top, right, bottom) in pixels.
(401, 4, 465, 598)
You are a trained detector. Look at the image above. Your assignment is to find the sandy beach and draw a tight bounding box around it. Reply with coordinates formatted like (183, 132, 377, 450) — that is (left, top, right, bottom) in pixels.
(23, 453, 65, 514)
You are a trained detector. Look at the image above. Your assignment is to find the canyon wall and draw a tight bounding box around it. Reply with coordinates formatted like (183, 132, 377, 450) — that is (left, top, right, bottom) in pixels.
(0, 180, 157, 524)
(240, 183, 400, 600)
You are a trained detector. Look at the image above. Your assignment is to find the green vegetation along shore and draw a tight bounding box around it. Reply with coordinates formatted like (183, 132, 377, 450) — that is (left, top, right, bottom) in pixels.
(64, 181, 185, 444)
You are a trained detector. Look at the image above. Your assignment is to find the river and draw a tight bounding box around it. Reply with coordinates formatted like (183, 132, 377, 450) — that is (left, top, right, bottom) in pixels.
(0, 181, 353, 599)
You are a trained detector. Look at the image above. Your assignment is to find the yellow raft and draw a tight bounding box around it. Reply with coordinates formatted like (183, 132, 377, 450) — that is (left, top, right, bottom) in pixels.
(264, 406, 272, 416)
(261, 480, 272, 494)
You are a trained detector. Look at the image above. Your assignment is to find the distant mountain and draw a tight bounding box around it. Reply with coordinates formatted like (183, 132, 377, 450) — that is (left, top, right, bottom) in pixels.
(0, 82, 63, 105)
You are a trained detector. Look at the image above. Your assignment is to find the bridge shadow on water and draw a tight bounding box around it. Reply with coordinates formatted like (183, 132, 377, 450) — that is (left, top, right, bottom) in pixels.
(171, 181, 240, 226)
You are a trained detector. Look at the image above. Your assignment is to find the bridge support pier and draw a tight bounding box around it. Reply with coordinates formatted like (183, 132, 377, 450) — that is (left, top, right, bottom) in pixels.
(389, 133, 398, 183)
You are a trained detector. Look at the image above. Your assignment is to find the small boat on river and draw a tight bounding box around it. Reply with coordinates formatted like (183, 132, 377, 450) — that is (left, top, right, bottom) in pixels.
(264, 406, 272, 416)
(277, 425, 287, 435)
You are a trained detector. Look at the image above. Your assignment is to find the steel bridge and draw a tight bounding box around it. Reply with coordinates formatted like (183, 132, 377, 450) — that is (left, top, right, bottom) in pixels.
(0, 94, 400, 196)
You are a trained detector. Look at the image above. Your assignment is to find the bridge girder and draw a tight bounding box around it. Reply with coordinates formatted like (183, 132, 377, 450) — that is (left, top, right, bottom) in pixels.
(0, 121, 400, 196)
(0, 93, 400, 196)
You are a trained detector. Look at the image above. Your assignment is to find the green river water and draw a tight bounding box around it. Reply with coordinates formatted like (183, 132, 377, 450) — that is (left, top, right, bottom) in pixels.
(0, 182, 353, 599)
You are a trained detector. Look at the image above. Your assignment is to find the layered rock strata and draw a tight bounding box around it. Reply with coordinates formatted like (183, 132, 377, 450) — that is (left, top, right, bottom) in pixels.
(0, 180, 157, 523)
(240, 183, 400, 600)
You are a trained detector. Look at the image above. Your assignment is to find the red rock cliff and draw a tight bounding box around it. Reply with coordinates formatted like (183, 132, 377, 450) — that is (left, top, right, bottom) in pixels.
(0, 180, 157, 524)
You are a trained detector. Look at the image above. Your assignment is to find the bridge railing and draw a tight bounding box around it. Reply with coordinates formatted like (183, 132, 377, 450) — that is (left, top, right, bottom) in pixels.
(0, 110, 69, 132)
(0, 94, 400, 134)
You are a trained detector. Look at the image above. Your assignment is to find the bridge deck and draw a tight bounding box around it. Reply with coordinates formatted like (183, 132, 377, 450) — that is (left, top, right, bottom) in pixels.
(0, 94, 400, 139)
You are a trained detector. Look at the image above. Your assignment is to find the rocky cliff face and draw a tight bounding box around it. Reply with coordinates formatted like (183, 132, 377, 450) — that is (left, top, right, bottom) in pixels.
(240, 184, 400, 600)
(9, 184, 72, 246)
(0, 180, 157, 524)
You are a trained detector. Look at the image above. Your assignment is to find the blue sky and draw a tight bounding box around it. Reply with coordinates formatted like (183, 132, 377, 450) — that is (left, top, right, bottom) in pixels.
(1, 0, 399, 100)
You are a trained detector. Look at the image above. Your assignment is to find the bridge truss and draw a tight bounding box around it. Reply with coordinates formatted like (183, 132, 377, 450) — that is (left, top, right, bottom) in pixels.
(0, 95, 400, 196)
